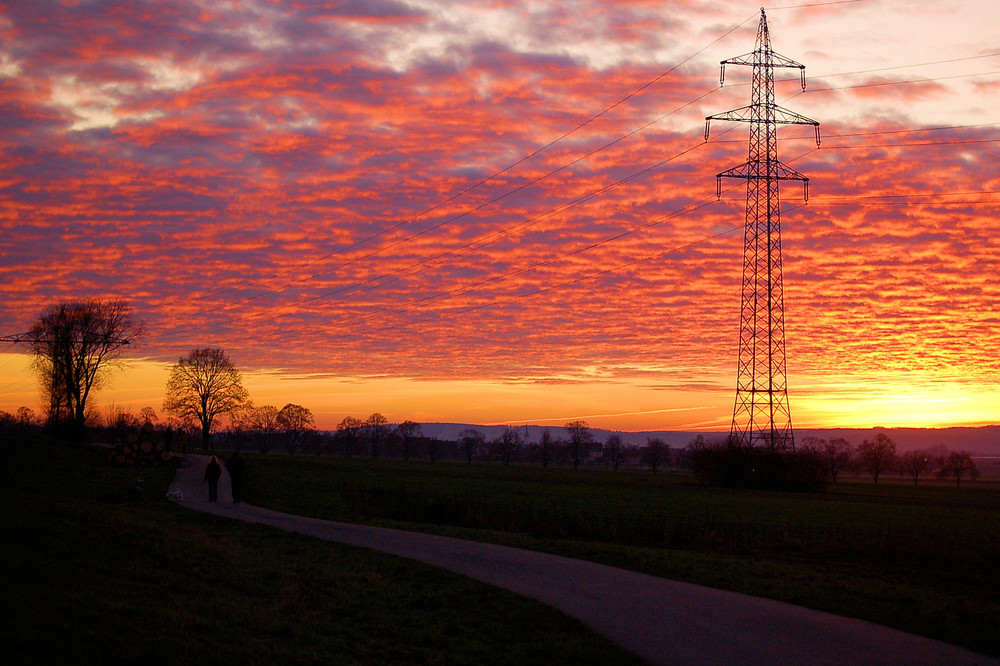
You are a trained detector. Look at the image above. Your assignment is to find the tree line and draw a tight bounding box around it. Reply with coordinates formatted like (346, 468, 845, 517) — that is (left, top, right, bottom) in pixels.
(10, 299, 987, 485)
(797, 432, 982, 487)
(688, 432, 982, 489)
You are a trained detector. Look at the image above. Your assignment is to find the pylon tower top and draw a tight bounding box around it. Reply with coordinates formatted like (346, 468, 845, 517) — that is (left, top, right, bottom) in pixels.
(704, 10, 820, 450)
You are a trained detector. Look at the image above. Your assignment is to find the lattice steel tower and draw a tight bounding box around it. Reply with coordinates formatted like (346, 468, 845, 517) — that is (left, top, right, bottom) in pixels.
(704, 9, 820, 450)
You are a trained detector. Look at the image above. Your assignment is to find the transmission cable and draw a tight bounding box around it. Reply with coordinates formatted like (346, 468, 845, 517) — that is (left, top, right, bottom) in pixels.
(178, 11, 761, 308)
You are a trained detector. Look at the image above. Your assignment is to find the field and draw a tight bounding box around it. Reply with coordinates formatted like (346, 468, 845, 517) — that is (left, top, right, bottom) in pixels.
(0, 436, 640, 665)
(243, 453, 1000, 658)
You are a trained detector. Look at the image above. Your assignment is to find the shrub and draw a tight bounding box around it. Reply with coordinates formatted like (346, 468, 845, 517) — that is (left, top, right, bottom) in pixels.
(690, 443, 828, 492)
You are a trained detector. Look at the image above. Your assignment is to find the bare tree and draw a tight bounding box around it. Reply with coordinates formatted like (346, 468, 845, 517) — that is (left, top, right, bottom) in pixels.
(15, 406, 38, 428)
(497, 426, 522, 466)
(395, 420, 422, 461)
(335, 416, 363, 457)
(425, 436, 443, 462)
(28, 299, 143, 438)
(277, 403, 314, 455)
(302, 430, 330, 456)
(105, 404, 139, 432)
(898, 449, 934, 486)
(937, 450, 980, 487)
(139, 406, 158, 424)
(605, 434, 625, 471)
(459, 428, 485, 464)
(241, 402, 281, 453)
(800, 436, 852, 483)
(857, 432, 896, 485)
(162, 348, 248, 449)
(364, 412, 390, 459)
(537, 428, 554, 468)
(564, 420, 593, 470)
(823, 437, 853, 483)
(643, 437, 669, 472)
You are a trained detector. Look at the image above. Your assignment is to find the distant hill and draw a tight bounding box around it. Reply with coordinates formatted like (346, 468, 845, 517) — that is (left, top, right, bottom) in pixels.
(416, 423, 1000, 456)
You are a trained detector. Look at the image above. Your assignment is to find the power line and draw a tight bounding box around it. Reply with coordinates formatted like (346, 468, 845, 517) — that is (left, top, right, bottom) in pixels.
(299, 214, 743, 345)
(152, 117, 998, 344)
(226, 135, 720, 327)
(175, 12, 761, 312)
(227, 121, 999, 326)
(216, 158, 997, 347)
(297, 187, 998, 344)
(235, 194, 734, 337)
(114, 36, 1000, 352)
(163, 114, 1000, 337)
(804, 70, 1000, 94)
(209, 89, 722, 318)
(157, 62, 1000, 334)
(767, 0, 865, 9)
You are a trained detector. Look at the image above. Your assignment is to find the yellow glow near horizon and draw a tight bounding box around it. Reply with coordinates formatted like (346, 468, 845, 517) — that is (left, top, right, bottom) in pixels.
(792, 378, 1000, 430)
(1, 353, 997, 432)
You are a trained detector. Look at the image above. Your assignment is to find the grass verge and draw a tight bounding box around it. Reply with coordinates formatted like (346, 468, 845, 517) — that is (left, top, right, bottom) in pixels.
(240, 454, 1000, 658)
(0, 436, 641, 665)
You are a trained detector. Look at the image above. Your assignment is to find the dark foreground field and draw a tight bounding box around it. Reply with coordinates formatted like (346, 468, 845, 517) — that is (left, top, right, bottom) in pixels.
(243, 453, 1000, 659)
(0, 436, 640, 665)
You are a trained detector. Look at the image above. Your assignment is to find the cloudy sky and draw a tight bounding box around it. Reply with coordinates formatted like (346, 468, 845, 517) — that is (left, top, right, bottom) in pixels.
(1, 0, 998, 431)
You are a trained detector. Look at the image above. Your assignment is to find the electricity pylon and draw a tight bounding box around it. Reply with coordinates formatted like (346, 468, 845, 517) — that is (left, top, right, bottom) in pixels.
(704, 9, 820, 450)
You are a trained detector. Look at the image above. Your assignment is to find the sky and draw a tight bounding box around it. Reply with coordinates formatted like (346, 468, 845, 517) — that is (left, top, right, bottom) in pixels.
(1, 0, 998, 433)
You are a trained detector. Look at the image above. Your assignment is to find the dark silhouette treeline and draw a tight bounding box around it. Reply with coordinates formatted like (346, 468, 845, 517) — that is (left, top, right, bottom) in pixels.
(0, 406, 987, 487)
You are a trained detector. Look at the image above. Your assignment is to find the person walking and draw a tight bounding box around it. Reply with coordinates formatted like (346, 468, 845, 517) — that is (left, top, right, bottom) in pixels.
(226, 451, 245, 503)
(204, 455, 222, 502)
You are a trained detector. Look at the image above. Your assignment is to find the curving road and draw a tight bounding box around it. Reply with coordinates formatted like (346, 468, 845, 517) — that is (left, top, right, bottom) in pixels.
(169, 455, 996, 665)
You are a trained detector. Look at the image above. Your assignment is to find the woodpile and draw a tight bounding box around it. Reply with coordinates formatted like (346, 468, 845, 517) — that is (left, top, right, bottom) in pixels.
(109, 422, 172, 467)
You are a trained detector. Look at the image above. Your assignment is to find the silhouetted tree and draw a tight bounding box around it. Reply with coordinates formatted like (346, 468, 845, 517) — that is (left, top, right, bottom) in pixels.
(29, 299, 143, 438)
(425, 436, 443, 462)
(105, 405, 139, 431)
(937, 450, 979, 487)
(303, 430, 331, 456)
(497, 426, 521, 466)
(277, 403, 314, 455)
(396, 420, 423, 461)
(459, 428, 485, 463)
(823, 437, 853, 483)
(898, 449, 934, 486)
(564, 420, 593, 470)
(239, 402, 280, 453)
(537, 428, 554, 468)
(857, 432, 896, 484)
(642, 437, 669, 472)
(604, 434, 625, 471)
(163, 347, 248, 449)
(336, 416, 363, 457)
(364, 412, 390, 458)
(800, 435, 851, 483)
(15, 406, 38, 428)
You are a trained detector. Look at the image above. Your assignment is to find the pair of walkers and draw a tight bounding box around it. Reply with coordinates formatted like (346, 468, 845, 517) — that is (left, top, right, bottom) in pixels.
(203, 452, 245, 503)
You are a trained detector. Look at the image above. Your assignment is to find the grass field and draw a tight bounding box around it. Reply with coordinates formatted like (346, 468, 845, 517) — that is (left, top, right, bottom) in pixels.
(0, 435, 641, 665)
(239, 453, 1000, 658)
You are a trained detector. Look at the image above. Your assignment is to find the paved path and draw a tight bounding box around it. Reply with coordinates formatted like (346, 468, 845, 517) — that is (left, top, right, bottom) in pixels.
(169, 455, 996, 665)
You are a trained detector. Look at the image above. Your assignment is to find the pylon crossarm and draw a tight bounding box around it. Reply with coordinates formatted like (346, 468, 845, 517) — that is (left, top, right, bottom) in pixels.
(706, 105, 754, 126)
(772, 105, 819, 130)
(706, 105, 820, 138)
(715, 160, 807, 181)
(721, 51, 804, 70)
(773, 161, 808, 182)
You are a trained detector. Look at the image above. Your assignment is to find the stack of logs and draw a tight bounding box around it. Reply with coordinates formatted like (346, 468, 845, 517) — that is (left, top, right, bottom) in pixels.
(109, 422, 172, 467)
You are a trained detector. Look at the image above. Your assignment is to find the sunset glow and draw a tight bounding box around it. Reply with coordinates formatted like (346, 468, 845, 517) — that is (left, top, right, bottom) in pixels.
(1, 1, 998, 431)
